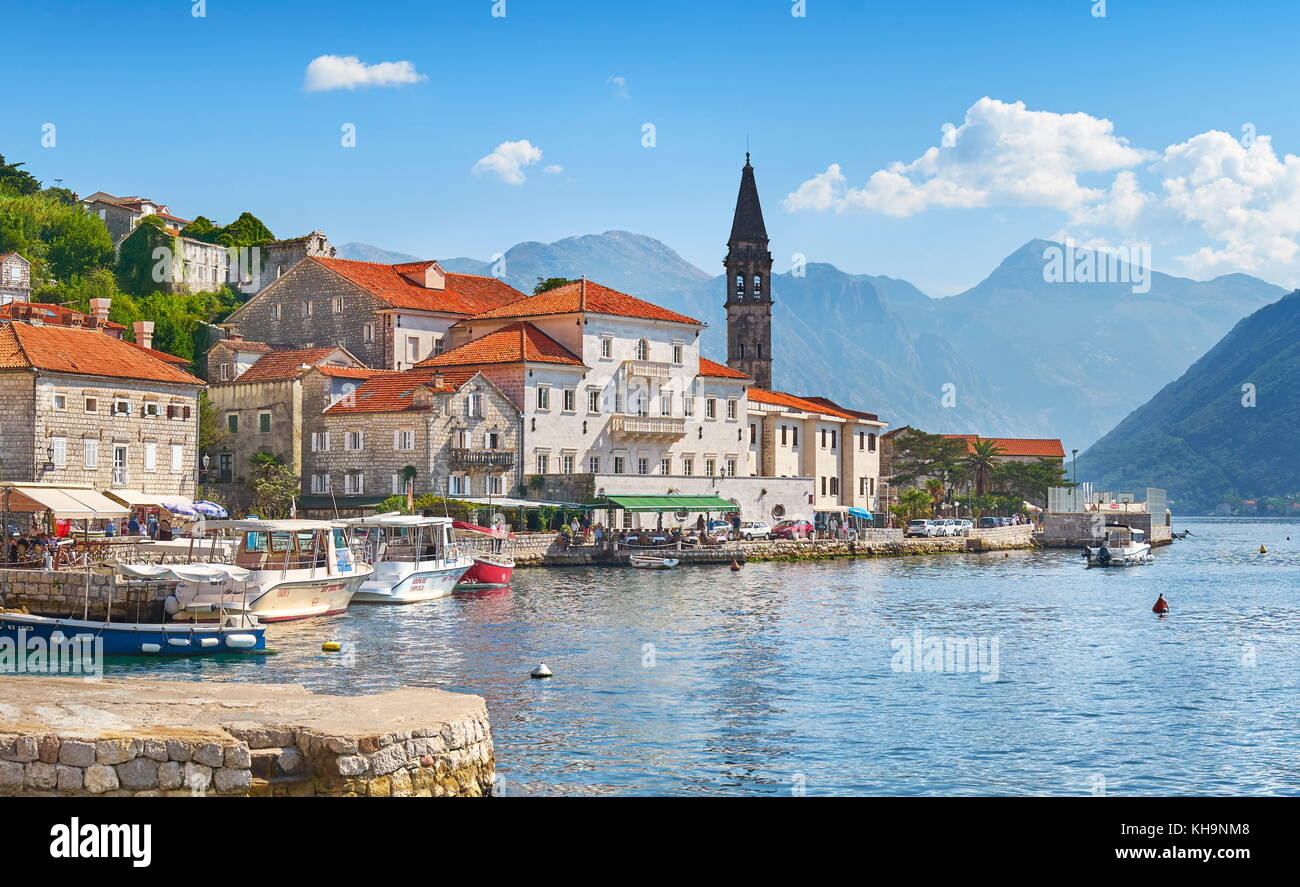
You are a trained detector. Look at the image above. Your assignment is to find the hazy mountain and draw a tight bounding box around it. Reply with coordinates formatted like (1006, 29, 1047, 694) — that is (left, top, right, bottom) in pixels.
(1077, 290, 1300, 511)
(335, 242, 419, 264)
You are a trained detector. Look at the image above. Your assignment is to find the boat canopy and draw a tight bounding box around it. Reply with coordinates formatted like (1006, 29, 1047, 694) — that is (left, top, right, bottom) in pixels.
(117, 562, 253, 583)
(196, 519, 342, 533)
(346, 514, 454, 528)
(0, 483, 130, 518)
(586, 494, 740, 513)
(452, 520, 514, 540)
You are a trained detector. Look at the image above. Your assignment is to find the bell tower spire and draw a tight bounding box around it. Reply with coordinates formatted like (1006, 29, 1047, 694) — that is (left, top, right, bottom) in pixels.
(724, 153, 773, 389)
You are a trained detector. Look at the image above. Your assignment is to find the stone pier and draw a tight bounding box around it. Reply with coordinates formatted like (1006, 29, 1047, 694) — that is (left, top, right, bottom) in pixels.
(0, 677, 493, 797)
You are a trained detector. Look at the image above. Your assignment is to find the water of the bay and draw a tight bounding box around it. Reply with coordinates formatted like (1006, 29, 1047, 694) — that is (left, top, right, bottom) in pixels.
(107, 517, 1300, 796)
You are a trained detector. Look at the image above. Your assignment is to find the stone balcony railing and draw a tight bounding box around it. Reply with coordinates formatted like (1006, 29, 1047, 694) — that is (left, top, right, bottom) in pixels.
(609, 414, 686, 440)
(449, 448, 516, 470)
(623, 359, 672, 379)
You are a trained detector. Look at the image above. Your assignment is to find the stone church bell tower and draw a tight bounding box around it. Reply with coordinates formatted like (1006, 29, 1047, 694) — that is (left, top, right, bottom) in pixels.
(724, 153, 773, 389)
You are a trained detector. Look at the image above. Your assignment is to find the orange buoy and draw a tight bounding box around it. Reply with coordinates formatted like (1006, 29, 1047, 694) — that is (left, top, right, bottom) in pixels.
(1152, 594, 1169, 614)
(730, 560, 741, 572)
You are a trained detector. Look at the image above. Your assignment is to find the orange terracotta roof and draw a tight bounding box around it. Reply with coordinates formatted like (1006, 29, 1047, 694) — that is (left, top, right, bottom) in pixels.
(225, 348, 348, 383)
(468, 278, 702, 326)
(799, 395, 879, 422)
(323, 369, 477, 414)
(311, 257, 527, 316)
(312, 365, 386, 380)
(748, 387, 856, 419)
(942, 435, 1066, 458)
(125, 341, 190, 365)
(215, 338, 274, 353)
(0, 322, 202, 385)
(416, 322, 583, 369)
(0, 301, 126, 331)
(698, 357, 749, 380)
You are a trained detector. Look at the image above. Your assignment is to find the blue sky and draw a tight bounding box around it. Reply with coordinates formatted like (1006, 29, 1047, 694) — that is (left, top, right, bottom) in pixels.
(6, 0, 1300, 295)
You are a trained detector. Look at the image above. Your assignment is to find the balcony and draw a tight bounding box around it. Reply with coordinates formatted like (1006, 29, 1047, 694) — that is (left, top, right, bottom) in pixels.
(623, 359, 671, 379)
(609, 414, 686, 441)
(449, 448, 516, 470)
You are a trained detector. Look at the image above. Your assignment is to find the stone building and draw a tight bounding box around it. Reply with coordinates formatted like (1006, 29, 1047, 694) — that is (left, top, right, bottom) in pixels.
(247, 231, 336, 297)
(724, 154, 774, 390)
(202, 345, 377, 509)
(0, 252, 32, 305)
(80, 192, 190, 245)
(0, 320, 203, 497)
(222, 256, 527, 370)
(305, 368, 521, 510)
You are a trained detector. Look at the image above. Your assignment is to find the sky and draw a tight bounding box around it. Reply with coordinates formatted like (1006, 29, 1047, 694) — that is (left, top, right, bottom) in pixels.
(6, 0, 1300, 295)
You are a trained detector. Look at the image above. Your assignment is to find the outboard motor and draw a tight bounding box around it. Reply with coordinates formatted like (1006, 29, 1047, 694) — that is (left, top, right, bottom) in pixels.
(1097, 546, 1112, 566)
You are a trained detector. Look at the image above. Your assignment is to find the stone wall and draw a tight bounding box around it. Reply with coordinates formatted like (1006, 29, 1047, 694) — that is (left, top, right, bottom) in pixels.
(1041, 511, 1172, 547)
(0, 568, 172, 622)
(0, 678, 493, 798)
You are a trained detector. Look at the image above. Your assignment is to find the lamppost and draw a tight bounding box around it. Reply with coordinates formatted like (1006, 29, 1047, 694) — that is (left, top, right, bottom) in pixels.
(1071, 448, 1079, 508)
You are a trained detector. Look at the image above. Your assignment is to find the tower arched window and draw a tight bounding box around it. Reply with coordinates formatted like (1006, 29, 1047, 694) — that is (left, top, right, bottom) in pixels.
(738, 343, 745, 358)
(636, 339, 649, 361)
(753, 275, 762, 296)
(735, 274, 745, 298)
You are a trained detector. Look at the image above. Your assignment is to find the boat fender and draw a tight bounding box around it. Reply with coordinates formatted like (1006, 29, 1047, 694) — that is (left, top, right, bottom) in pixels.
(167, 637, 191, 647)
(140, 643, 162, 654)
(322, 641, 342, 652)
(163, 595, 180, 616)
(531, 662, 553, 679)
(225, 634, 258, 649)
(199, 637, 219, 648)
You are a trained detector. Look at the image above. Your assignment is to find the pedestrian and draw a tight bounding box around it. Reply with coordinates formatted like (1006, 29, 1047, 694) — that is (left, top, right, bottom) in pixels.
(103, 519, 116, 538)
(147, 513, 159, 539)
(127, 513, 142, 536)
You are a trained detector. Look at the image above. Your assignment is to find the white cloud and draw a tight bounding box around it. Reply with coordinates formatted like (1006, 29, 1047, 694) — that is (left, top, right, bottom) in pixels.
(303, 55, 426, 91)
(473, 139, 544, 185)
(607, 75, 629, 99)
(543, 164, 563, 175)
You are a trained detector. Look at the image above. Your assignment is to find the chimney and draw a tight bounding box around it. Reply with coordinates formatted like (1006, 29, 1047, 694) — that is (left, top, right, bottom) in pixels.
(227, 331, 244, 342)
(133, 320, 155, 350)
(89, 298, 111, 322)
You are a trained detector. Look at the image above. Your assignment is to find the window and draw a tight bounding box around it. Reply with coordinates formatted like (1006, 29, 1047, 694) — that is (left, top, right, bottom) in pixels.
(684, 397, 695, 418)
(726, 399, 737, 420)
(753, 275, 763, 296)
(637, 457, 648, 476)
(53, 394, 66, 410)
(661, 392, 673, 416)
(394, 430, 415, 451)
(301, 299, 313, 317)
(636, 339, 649, 361)
(705, 458, 716, 477)
(226, 413, 238, 434)
(272, 303, 282, 320)
(219, 363, 232, 381)
(487, 475, 504, 495)
(345, 431, 364, 451)
(486, 432, 500, 449)
(363, 323, 375, 343)
(406, 336, 420, 364)
(659, 458, 671, 475)
(143, 401, 160, 418)
(613, 456, 625, 475)
(750, 424, 757, 444)
(171, 444, 182, 472)
(113, 398, 131, 416)
(725, 459, 737, 477)
(821, 477, 827, 496)
(869, 433, 877, 453)
(344, 473, 365, 494)
(562, 454, 575, 474)
(705, 398, 717, 419)
(84, 397, 97, 413)
(858, 431, 865, 451)
(391, 475, 406, 495)
(448, 475, 469, 496)
(588, 390, 601, 413)
(311, 431, 330, 452)
(83, 439, 98, 469)
(860, 477, 867, 495)
(672, 343, 683, 365)
(589, 456, 600, 473)
(311, 473, 331, 494)
(735, 274, 745, 296)
(258, 411, 271, 433)
(466, 392, 482, 418)
(536, 386, 550, 410)
(144, 443, 157, 471)
(830, 477, 840, 496)
(536, 453, 549, 474)
(453, 429, 469, 449)
(682, 458, 694, 476)
(792, 426, 798, 447)
(333, 297, 344, 313)
(563, 389, 576, 412)
(831, 430, 838, 450)
(51, 436, 66, 468)
(633, 390, 647, 417)
(780, 425, 787, 446)
(600, 337, 613, 359)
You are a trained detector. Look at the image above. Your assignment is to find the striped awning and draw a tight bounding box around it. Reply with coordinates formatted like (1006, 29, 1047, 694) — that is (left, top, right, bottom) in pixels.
(587, 494, 740, 513)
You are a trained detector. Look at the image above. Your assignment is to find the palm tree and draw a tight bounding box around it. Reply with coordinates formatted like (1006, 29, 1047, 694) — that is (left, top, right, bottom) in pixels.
(966, 438, 1005, 497)
(925, 477, 946, 516)
(893, 488, 934, 523)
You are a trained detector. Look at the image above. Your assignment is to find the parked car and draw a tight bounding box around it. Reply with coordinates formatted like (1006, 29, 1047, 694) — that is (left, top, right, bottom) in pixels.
(905, 519, 937, 538)
(954, 519, 973, 536)
(702, 520, 732, 542)
(737, 520, 773, 541)
(936, 519, 962, 536)
(977, 516, 1000, 529)
(771, 519, 814, 540)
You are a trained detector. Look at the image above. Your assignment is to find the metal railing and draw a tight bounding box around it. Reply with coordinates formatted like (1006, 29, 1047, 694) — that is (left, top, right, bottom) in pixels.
(449, 448, 516, 468)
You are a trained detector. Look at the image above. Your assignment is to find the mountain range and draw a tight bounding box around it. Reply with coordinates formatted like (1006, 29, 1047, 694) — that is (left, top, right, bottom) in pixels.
(338, 233, 1287, 450)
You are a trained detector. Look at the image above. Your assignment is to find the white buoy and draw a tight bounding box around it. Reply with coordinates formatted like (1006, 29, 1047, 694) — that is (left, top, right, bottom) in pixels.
(530, 662, 553, 679)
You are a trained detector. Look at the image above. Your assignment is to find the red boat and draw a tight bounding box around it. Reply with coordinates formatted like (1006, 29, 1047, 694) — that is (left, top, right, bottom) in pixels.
(452, 521, 515, 589)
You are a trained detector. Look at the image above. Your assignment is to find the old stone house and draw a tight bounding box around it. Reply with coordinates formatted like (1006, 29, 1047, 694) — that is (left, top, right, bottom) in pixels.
(304, 368, 520, 512)
(0, 252, 32, 305)
(222, 256, 527, 370)
(0, 320, 204, 497)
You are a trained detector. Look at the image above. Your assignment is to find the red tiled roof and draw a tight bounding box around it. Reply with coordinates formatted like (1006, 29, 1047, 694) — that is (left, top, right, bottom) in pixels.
(0, 322, 203, 385)
(323, 369, 477, 414)
(312, 365, 386, 380)
(416, 322, 583, 369)
(125, 341, 190, 365)
(0, 301, 127, 331)
(748, 387, 856, 419)
(942, 435, 1066, 458)
(800, 395, 879, 422)
(311, 257, 527, 316)
(215, 338, 274, 353)
(698, 357, 749, 380)
(468, 278, 702, 326)
(225, 347, 349, 383)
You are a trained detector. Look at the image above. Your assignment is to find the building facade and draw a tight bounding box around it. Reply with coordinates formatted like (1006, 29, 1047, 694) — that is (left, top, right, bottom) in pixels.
(0, 252, 32, 305)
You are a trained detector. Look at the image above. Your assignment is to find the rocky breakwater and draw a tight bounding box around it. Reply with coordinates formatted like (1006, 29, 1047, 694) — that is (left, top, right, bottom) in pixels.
(0, 677, 493, 797)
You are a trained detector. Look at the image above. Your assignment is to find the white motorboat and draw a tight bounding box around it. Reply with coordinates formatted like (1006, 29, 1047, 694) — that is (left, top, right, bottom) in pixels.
(344, 514, 474, 603)
(159, 520, 372, 622)
(1084, 526, 1153, 567)
(629, 554, 679, 569)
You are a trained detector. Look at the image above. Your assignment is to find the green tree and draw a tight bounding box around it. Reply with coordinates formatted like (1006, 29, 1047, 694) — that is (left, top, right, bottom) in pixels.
(965, 438, 1005, 497)
(197, 391, 229, 451)
(43, 205, 113, 280)
(0, 154, 40, 195)
(533, 276, 574, 295)
(115, 215, 174, 297)
(889, 429, 969, 491)
(891, 488, 933, 523)
(249, 453, 299, 519)
(180, 216, 221, 243)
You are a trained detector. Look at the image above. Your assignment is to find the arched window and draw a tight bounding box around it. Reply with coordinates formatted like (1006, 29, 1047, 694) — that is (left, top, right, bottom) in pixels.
(738, 343, 745, 358)
(636, 339, 649, 361)
(734, 274, 745, 297)
(753, 275, 762, 295)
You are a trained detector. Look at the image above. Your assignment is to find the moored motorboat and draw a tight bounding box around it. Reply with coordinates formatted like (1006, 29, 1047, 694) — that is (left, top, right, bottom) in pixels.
(1084, 526, 1153, 567)
(156, 520, 372, 622)
(453, 521, 515, 589)
(344, 514, 474, 603)
(629, 554, 679, 569)
(0, 611, 265, 657)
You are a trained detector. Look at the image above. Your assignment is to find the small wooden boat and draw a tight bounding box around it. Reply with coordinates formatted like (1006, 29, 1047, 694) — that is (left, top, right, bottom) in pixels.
(629, 554, 679, 569)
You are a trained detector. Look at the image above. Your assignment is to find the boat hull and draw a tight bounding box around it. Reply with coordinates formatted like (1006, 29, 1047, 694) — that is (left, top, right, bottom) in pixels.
(456, 554, 513, 589)
(174, 570, 370, 622)
(0, 613, 265, 657)
(352, 560, 474, 603)
(629, 555, 679, 569)
(1085, 542, 1153, 566)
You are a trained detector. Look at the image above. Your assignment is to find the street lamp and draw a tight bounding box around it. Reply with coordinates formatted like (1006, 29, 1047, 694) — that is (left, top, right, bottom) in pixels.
(1071, 449, 1079, 508)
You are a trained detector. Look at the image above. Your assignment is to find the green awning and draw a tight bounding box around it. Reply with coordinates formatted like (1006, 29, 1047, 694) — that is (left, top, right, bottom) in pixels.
(587, 494, 740, 513)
